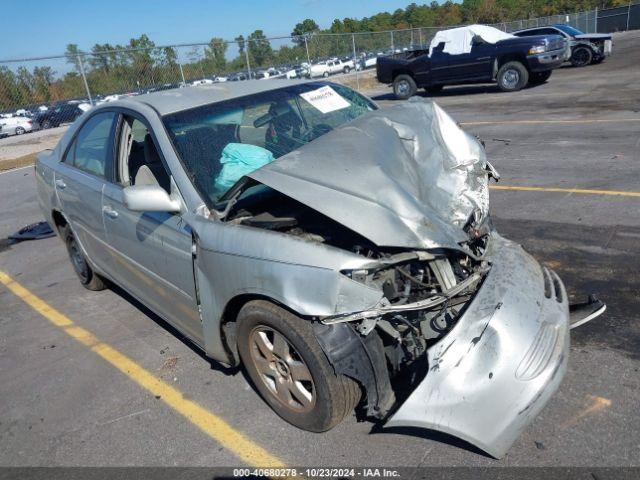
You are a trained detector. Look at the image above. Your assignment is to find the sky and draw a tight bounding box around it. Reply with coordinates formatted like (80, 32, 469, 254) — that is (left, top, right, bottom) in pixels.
(0, 0, 416, 60)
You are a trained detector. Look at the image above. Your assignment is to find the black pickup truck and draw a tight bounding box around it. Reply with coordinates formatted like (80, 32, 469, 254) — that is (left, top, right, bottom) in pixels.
(377, 27, 568, 99)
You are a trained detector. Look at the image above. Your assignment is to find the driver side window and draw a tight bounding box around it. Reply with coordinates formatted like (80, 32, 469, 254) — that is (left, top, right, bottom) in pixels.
(117, 116, 171, 192)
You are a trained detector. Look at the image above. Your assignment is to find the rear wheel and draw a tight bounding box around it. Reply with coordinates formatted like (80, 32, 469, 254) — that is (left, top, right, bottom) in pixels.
(497, 61, 529, 92)
(343, 66, 350, 74)
(237, 300, 361, 432)
(62, 225, 105, 291)
(392, 74, 417, 100)
(42, 120, 52, 129)
(322, 71, 329, 78)
(571, 46, 593, 67)
(15, 127, 25, 135)
(529, 70, 552, 85)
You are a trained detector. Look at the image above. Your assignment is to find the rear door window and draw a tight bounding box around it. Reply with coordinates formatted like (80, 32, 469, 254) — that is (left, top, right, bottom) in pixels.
(64, 111, 116, 178)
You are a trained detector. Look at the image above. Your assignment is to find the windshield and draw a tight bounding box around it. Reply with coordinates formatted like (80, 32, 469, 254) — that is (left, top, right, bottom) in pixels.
(554, 24, 584, 36)
(163, 82, 376, 204)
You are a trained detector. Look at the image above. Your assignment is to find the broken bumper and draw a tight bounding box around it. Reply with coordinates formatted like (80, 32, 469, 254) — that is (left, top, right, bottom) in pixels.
(386, 234, 570, 458)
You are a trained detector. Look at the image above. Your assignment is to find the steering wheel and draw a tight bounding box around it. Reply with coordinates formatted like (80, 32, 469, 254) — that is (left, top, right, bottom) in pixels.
(300, 123, 333, 142)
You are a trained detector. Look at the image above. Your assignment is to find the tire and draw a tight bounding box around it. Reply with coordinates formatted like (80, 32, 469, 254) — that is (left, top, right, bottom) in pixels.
(62, 225, 105, 291)
(343, 66, 350, 74)
(571, 46, 593, 67)
(15, 127, 25, 135)
(42, 120, 52, 129)
(236, 300, 361, 432)
(529, 70, 552, 85)
(496, 61, 529, 92)
(425, 85, 444, 95)
(322, 71, 329, 78)
(392, 74, 417, 100)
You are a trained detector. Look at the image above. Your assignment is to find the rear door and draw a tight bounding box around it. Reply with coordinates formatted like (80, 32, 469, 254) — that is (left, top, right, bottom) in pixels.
(101, 112, 202, 344)
(54, 110, 118, 274)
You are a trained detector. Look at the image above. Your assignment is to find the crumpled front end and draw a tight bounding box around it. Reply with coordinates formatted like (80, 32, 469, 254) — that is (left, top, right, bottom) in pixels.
(386, 234, 570, 458)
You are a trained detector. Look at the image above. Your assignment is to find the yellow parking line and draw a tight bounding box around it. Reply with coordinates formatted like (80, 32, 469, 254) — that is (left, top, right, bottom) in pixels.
(461, 118, 640, 126)
(490, 185, 640, 197)
(0, 270, 285, 468)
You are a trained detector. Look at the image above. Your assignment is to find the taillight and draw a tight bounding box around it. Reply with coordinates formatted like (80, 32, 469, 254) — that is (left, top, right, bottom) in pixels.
(27, 120, 32, 124)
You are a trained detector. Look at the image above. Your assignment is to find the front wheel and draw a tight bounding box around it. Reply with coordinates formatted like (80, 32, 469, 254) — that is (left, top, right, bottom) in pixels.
(236, 300, 361, 432)
(529, 70, 552, 85)
(343, 66, 350, 74)
(496, 61, 529, 92)
(42, 120, 52, 129)
(571, 46, 593, 67)
(62, 225, 105, 291)
(322, 71, 329, 78)
(392, 74, 417, 100)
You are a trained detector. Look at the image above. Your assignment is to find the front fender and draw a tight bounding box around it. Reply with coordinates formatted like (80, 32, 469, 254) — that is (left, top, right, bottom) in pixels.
(189, 216, 383, 362)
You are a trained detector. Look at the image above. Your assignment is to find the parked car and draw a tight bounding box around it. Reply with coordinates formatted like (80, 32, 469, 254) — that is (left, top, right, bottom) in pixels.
(513, 24, 612, 67)
(359, 53, 378, 69)
(227, 72, 250, 81)
(192, 78, 215, 86)
(36, 79, 603, 459)
(32, 103, 89, 129)
(0, 115, 33, 136)
(309, 61, 331, 78)
(377, 24, 568, 99)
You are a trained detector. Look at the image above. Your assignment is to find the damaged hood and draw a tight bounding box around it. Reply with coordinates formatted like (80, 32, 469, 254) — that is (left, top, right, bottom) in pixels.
(248, 100, 490, 251)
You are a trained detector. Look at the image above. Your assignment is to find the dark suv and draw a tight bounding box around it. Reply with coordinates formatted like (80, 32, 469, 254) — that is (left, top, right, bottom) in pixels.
(377, 26, 568, 99)
(32, 103, 87, 129)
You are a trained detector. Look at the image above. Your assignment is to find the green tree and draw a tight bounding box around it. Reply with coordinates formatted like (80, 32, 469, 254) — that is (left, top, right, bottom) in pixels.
(205, 37, 228, 72)
(291, 19, 319, 45)
(247, 30, 273, 66)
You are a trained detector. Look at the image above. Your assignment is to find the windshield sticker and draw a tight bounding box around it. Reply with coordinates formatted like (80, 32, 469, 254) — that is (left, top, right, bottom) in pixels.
(300, 86, 350, 114)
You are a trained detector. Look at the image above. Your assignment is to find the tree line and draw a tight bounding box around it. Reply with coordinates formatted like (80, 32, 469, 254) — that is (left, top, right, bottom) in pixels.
(0, 0, 630, 111)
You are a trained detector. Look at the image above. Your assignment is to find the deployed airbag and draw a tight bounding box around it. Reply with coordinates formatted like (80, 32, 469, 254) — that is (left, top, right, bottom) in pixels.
(213, 143, 274, 195)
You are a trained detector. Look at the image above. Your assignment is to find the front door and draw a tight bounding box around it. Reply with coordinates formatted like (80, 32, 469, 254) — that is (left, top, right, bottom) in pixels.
(101, 114, 202, 344)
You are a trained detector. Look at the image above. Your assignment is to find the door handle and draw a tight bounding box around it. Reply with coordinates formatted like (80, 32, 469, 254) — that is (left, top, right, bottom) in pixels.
(55, 179, 66, 189)
(102, 205, 119, 219)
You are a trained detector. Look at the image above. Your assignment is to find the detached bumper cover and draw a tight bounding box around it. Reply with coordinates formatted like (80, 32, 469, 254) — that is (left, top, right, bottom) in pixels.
(386, 234, 570, 458)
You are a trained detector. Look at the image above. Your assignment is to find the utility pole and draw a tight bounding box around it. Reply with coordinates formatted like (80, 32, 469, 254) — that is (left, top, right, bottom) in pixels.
(304, 36, 311, 67)
(244, 42, 252, 78)
(178, 62, 186, 85)
(76, 54, 93, 105)
(352, 34, 359, 91)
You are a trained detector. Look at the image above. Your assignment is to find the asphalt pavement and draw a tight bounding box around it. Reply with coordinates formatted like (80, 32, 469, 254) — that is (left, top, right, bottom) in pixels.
(0, 31, 638, 468)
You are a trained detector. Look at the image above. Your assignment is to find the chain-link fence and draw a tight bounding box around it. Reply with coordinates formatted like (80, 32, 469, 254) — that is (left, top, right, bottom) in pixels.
(1, 1, 639, 135)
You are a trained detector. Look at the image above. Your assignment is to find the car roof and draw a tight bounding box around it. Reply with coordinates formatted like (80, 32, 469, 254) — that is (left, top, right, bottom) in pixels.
(514, 26, 560, 33)
(125, 79, 311, 115)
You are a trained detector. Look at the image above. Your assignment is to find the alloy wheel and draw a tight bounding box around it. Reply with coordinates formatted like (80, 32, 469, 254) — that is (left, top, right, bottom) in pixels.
(248, 326, 315, 413)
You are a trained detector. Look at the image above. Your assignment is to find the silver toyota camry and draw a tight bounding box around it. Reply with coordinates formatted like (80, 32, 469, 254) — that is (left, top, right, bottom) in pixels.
(35, 80, 603, 458)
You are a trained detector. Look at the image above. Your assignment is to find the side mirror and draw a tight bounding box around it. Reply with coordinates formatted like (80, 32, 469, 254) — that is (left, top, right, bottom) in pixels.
(123, 185, 181, 213)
